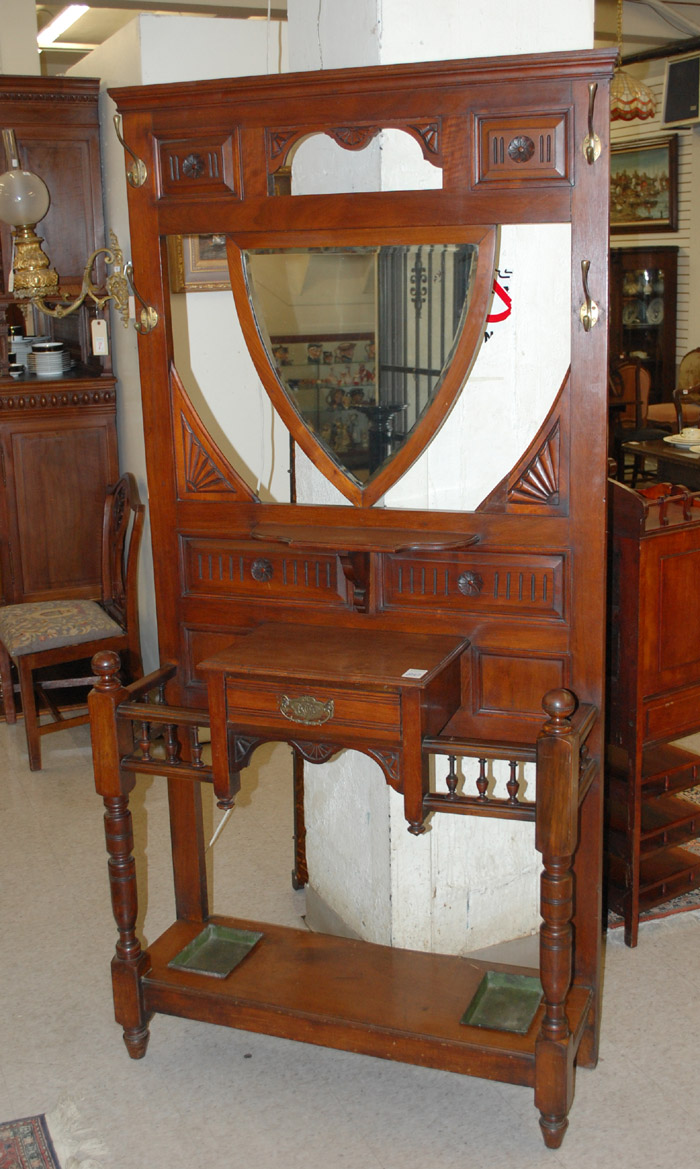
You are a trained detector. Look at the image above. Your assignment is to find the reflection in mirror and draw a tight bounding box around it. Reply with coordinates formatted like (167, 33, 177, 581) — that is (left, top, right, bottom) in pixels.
(166, 233, 290, 503)
(244, 244, 477, 485)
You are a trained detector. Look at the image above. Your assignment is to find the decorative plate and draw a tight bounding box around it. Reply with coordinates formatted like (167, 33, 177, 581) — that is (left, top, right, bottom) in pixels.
(646, 297, 664, 325)
(622, 300, 644, 326)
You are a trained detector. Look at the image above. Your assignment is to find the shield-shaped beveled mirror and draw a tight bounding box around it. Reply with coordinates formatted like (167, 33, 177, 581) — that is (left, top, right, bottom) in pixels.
(227, 227, 496, 506)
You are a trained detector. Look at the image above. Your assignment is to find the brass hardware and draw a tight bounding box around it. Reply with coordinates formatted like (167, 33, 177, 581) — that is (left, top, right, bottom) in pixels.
(582, 82, 601, 165)
(125, 262, 159, 334)
(113, 114, 148, 188)
(26, 230, 130, 327)
(279, 694, 334, 726)
(579, 259, 599, 332)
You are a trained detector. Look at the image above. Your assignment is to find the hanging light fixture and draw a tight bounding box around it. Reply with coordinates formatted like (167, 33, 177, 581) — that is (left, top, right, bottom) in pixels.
(610, 0, 656, 121)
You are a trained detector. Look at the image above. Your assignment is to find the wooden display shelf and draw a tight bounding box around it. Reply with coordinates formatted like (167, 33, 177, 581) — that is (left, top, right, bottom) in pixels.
(608, 791, 700, 849)
(143, 915, 593, 1084)
(641, 743, 700, 784)
(637, 846, 700, 904)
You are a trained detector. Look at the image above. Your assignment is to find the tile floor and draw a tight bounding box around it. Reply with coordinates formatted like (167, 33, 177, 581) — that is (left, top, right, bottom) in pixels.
(1, 719, 699, 1169)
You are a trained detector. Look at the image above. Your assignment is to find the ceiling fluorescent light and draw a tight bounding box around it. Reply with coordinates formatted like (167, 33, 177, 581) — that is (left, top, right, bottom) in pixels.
(37, 5, 89, 48)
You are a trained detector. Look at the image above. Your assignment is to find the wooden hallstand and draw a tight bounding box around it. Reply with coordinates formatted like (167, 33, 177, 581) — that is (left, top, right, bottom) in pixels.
(90, 49, 615, 1148)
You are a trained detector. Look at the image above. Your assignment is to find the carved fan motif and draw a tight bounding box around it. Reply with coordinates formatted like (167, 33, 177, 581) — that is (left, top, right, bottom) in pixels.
(508, 424, 560, 504)
(409, 122, 440, 155)
(182, 416, 240, 494)
(328, 126, 381, 150)
(292, 741, 340, 764)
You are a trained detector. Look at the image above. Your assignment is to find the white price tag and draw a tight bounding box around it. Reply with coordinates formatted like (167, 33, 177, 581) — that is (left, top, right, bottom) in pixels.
(91, 318, 109, 355)
(402, 668, 427, 679)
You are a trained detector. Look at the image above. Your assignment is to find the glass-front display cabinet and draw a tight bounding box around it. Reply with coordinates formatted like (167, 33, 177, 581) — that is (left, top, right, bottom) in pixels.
(609, 244, 678, 403)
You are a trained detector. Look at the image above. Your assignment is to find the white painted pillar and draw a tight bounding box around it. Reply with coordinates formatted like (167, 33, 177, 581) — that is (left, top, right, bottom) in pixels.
(0, 1, 40, 75)
(290, 0, 595, 953)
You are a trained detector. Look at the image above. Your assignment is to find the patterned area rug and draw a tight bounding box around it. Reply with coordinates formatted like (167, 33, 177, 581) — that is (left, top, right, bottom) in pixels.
(0, 1115, 60, 1169)
(0, 1102, 106, 1169)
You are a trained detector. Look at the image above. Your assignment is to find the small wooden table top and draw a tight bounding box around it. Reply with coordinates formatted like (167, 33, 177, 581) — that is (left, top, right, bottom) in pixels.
(622, 437, 700, 491)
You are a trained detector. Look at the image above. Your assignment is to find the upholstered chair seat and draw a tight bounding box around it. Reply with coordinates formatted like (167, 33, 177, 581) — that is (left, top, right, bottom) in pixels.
(0, 474, 143, 770)
(0, 600, 123, 658)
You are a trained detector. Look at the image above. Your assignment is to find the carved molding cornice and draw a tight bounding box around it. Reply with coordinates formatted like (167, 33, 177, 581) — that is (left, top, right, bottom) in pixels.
(0, 385, 116, 412)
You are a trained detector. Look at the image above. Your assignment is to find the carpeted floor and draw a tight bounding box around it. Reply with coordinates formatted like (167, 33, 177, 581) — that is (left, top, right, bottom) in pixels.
(0, 1115, 59, 1169)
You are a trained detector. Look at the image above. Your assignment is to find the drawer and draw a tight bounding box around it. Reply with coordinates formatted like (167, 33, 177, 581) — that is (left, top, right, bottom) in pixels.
(225, 677, 401, 741)
(384, 550, 564, 619)
(644, 682, 700, 743)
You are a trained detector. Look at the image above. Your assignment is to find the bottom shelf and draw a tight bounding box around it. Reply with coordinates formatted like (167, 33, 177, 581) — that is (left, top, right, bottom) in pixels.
(141, 916, 593, 1087)
(609, 844, 700, 916)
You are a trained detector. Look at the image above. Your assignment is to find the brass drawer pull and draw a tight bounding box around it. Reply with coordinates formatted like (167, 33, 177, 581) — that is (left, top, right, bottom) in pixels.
(279, 694, 334, 725)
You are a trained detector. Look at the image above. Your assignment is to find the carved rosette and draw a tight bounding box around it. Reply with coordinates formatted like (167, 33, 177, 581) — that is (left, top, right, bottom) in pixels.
(508, 135, 535, 163)
(508, 424, 560, 506)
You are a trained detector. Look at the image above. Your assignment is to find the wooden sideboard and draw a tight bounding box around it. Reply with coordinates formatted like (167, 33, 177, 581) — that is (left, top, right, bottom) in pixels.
(607, 479, 700, 946)
(89, 48, 615, 1149)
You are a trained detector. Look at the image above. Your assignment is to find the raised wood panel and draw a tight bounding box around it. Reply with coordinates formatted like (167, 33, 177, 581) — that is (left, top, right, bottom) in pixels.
(0, 76, 105, 298)
(19, 139, 100, 292)
(157, 135, 239, 199)
(639, 528, 700, 692)
(658, 547, 700, 671)
(11, 424, 113, 598)
(476, 112, 569, 185)
(473, 649, 566, 717)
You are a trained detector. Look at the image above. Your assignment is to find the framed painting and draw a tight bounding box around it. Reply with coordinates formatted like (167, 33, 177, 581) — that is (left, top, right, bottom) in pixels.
(167, 234, 231, 292)
(610, 135, 678, 234)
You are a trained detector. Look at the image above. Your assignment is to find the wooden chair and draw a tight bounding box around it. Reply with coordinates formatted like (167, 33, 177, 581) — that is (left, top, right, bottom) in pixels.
(608, 356, 671, 481)
(673, 380, 700, 432)
(0, 473, 144, 770)
(647, 346, 700, 430)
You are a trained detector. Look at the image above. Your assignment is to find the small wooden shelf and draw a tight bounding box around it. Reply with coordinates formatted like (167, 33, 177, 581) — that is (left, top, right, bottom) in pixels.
(250, 522, 479, 553)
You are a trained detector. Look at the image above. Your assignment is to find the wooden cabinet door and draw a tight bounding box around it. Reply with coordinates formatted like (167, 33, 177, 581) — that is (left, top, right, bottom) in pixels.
(0, 399, 118, 604)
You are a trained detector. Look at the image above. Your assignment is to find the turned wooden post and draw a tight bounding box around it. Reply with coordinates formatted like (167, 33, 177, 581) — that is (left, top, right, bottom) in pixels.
(90, 650, 152, 1059)
(291, 748, 308, 890)
(534, 688, 579, 1149)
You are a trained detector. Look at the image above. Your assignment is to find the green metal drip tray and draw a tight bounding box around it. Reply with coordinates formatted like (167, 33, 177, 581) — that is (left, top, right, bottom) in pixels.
(168, 924, 263, 978)
(460, 971, 543, 1034)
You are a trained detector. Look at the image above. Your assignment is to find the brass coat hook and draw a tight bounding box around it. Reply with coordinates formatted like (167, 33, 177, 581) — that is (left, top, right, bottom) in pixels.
(113, 114, 148, 188)
(125, 263, 158, 334)
(579, 259, 599, 332)
(582, 82, 601, 165)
